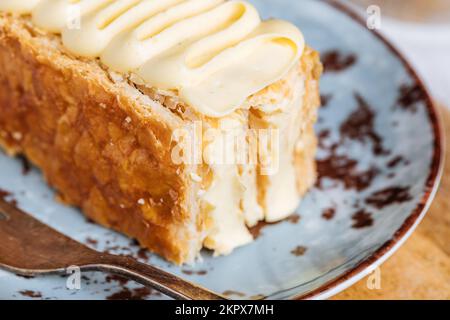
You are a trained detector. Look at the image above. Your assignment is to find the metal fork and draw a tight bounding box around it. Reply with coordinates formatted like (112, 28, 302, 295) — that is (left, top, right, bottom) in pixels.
(0, 197, 225, 300)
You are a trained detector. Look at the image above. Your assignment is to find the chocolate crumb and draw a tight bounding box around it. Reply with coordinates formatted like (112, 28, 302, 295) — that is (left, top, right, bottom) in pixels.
(318, 129, 331, 149)
(249, 215, 293, 239)
(316, 94, 390, 192)
(387, 156, 405, 168)
(182, 270, 208, 276)
(322, 208, 336, 220)
(19, 156, 31, 175)
(396, 83, 426, 112)
(0, 188, 17, 206)
(105, 274, 129, 286)
(249, 222, 270, 239)
(85, 218, 95, 224)
(0, 189, 11, 200)
(340, 94, 390, 156)
(106, 287, 154, 300)
(322, 50, 357, 73)
(137, 248, 149, 260)
(351, 210, 374, 229)
(291, 246, 308, 257)
(85, 237, 98, 247)
(316, 148, 379, 191)
(130, 239, 140, 246)
(365, 187, 412, 209)
(249, 213, 299, 239)
(103, 245, 121, 254)
(19, 290, 42, 298)
(182, 270, 195, 276)
(287, 214, 301, 224)
(321, 94, 333, 108)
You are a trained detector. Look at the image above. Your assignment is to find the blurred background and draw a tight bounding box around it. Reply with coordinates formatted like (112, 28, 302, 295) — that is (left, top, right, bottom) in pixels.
(345, 0, 450, 107)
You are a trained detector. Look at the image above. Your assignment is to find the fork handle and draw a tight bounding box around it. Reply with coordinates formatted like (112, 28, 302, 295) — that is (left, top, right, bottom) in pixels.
(90, 254, 225, 300)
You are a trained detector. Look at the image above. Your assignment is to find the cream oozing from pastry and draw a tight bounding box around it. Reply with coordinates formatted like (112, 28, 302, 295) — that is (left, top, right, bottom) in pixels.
(1, 0, 305, 117)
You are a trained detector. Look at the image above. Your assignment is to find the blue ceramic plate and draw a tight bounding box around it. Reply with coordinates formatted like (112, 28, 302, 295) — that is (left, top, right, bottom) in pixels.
(0, 0, 443, 300)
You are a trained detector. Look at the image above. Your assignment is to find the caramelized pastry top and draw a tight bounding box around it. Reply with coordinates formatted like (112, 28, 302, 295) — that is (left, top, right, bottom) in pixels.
(1, 0, 304, 117)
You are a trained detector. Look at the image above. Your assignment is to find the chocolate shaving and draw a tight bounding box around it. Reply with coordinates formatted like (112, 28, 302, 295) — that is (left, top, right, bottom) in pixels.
(249, 214, 300, 239)
(316, 147, 379, 191)
(137, 248, 149, 261)
(182, 270, 208, 276)
(106, 287, 154, 300)
(19, 290, 42, 298)
(85, 237, 98, 247)
(322, 207, 336, 220)
(105, 274, 129, 286)
(287, 214, 301, 224)
(0, 188, 11, 200)
(365, 187, 412, 209)
(351, 210, 374, 229)
(321, 94, 333, 108)
(387, 156, 404, 168)
(19, 156, 31, 175)
(340, 94, 390, 156)
(290, 246, 308, 257)
(0, 188, 17, 206)
(322, 50, 357, 73)
(318, 129, 331, 149)
(395, 83, 426, 112)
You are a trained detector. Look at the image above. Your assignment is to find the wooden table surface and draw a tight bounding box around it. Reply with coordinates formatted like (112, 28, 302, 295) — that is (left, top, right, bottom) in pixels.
(332, 105, 450, 300)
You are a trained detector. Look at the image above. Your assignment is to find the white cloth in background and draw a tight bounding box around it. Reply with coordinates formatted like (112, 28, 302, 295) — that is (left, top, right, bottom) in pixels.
(379, 19, 450, 107)
(343, 1, 450, 107)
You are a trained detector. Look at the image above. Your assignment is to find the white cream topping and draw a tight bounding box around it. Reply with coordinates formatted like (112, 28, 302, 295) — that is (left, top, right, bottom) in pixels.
(1, 0, 305, 117)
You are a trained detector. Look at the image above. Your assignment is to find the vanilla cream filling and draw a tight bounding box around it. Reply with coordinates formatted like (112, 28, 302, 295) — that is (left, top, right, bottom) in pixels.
(201, 114, 254, 255)
(1, 0, 305, 117)
(259, 78, 305, 222)
(201, 79, 306, 254)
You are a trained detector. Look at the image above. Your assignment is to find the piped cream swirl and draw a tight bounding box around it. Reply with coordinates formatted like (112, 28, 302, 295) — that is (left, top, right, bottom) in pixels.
(0, 0, 305, 117)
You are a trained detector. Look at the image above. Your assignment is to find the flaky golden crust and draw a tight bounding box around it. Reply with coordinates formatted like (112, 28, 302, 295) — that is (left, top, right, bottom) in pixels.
(295, 47, 322, 195)
(0, 14, 202, 264)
